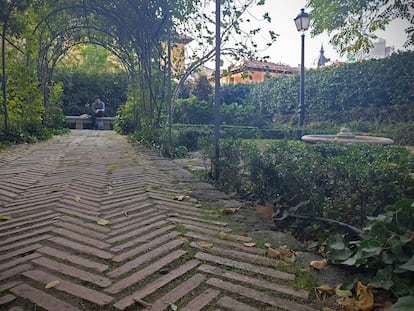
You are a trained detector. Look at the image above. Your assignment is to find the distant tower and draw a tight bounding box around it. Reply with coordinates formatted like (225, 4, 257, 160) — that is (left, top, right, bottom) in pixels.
(317, 45, 330, 68)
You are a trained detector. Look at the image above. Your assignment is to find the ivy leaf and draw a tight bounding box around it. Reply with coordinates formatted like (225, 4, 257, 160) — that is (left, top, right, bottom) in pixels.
(368, 266, 393, 290)
(327, 234, 346, 250)
(399, 255, 414, 272)
(388, 296, 414, 311)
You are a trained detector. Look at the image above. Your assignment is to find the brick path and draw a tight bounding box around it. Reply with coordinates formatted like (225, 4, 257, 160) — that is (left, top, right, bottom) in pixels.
(0, 131, 318, 311)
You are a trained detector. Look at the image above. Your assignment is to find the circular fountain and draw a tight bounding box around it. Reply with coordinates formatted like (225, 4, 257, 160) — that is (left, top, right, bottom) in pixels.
(301, 128, 394, 145)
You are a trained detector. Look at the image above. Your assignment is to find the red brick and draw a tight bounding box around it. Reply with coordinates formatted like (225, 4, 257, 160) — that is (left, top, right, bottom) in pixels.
(169, 217, 232, 232)
(107, 216, 166, 238)
(0, 264, 30, 281)
(126, 259, 200, 306)
(0, 294, 15, 305)
(52, 227, 110, 249)
(183, 224, 252, 242)
(0, 210, 54, 228)
(198, 264, 309, 299)
(0, 244, 42, 262)
(0, 234, 52, 253)
(31, 257, 111, 287)
(185, 232, 264, 255)
(59, 215, 110, 233)
(107, 239, 185, 277)
(37, 246, 108, 272)
(54, 207, 100, 222)
(106, 249, 187, 294)
(110, 225, 176, 253)
(189, 242, 278, 268)
(0, 219, 58, 239)
(0, 227, 52, 251)
(103, 202, 153, 221)
(206, 278, 318, 311)
(180, 288, 220, 311)
(56, 221, 108, 240)
(215, 296, 260, 311)
(10, 283, 80, 311)
(195, 252, 294, 281)
(149, 273, 206, 310)
(0, 253, 41, 271)
(0, 281, 22, 292)
(23, 269, 114, 306)
(48, 236, 113, 259)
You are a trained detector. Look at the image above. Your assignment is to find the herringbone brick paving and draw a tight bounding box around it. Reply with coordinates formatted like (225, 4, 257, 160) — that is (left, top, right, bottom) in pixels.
(0, 131, 319, 310)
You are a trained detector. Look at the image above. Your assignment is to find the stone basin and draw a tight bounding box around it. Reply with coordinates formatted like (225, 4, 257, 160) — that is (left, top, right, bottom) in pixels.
(301, 128, 394, 145)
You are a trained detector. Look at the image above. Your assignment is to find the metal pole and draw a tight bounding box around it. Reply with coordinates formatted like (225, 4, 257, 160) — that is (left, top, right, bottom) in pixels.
(214, 0, 221, 180)
(167, 7, 172, 149)
(298, 32, 305, 127)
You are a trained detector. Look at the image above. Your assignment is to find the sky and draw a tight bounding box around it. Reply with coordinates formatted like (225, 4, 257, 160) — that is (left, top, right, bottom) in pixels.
(235, 0, 413, 68)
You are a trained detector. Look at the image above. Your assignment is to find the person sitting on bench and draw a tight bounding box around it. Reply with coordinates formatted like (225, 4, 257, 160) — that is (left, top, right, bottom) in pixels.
(91, 96, 105, 130)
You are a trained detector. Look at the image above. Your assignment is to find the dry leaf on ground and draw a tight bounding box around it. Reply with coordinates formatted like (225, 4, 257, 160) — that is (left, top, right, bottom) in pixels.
(196, 241, 214, 249)
(45, 280, 60, 289)
(267, 247, 281, 258)
(219, 231, 228, 239)
(243, 242, 256, 247)
(0, 215, 12, 221)
(310, 258, 328, 270)
(97, 218, 110, 226)
(222, 208, 239, 214)
(316, 284, 336, 296)
(356, 282, 374, 311)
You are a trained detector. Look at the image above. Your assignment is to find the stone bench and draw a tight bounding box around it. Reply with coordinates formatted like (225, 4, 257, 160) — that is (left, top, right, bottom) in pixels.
(65, 116, 116, 130)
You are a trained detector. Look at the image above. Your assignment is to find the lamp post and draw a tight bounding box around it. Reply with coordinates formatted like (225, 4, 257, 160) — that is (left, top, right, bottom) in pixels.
(294, 8, 310, 127)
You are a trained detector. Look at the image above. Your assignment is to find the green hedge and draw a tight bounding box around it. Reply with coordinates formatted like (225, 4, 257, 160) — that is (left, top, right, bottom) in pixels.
(245, 51, 414, 123)
(216, 139, 414, 228)
(53, 69, 128, 117)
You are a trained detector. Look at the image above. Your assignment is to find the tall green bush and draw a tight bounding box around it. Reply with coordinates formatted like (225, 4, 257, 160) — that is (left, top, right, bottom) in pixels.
(215, 140, 414, 228)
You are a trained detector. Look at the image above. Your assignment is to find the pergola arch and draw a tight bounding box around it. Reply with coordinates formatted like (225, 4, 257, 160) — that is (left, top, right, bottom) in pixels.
(31, 0, 171, 117)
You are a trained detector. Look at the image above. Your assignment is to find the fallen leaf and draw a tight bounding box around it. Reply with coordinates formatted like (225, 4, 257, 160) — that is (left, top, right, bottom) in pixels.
(196, 241, 214, 249)
(356, 282, 374, 311)
(173, 195, 185, 201)
(74, 195, 81, 202)
(310, 258, 328, 270)
(239, 231, 249, 237)
(97, 219, 110, 226)
(336, 296, 359, 311)
(0, 215, 12, 221)
(219, 231, 228, 239)
(264, 243, 271, 248)
(222, 208, 239, 214)
(243, 242, 256, 247)
(283, 252, 296, 263)
(277, 246, 293, 257)
(316, 284, 336, 296)
(45, 280, 60, 289)
(267, 247, 281, 258)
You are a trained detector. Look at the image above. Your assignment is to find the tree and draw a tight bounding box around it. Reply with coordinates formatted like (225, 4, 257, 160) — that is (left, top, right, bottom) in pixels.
(192, 75, 212, 101)
(308, 0, 414, 54)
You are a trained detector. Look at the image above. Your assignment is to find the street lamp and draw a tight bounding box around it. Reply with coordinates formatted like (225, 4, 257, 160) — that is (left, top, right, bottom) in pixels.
(294, 8, 310, 127)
